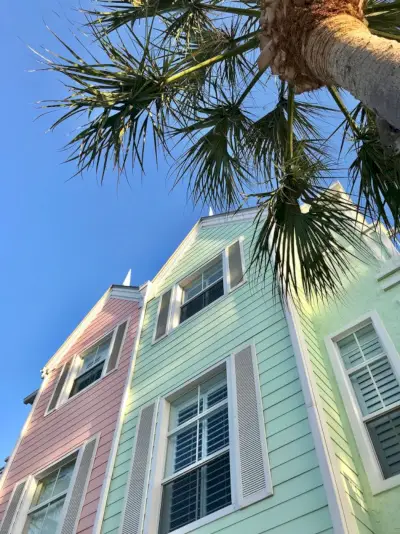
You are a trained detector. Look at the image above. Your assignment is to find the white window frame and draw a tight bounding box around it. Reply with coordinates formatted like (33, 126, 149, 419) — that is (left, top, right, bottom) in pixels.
(325, 310, 400, 494)
(144, 361, 237, 534)
(49, 323, 124, 412)
(152, 237, 246, 344)
(9, 449, 80, 534)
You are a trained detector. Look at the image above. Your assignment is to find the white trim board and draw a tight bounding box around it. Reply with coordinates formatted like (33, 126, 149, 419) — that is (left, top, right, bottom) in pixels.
(284, 297, 357, 534)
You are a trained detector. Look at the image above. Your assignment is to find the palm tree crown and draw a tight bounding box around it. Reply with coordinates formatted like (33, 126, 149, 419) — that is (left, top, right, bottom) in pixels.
(36, 0, 400, 301)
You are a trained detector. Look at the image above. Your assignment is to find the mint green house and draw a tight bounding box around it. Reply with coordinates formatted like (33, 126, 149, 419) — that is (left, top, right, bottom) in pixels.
(99, 195, 400, 534)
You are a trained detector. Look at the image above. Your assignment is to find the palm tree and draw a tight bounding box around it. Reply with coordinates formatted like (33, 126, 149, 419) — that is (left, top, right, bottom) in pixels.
(37, 0, 400, 301)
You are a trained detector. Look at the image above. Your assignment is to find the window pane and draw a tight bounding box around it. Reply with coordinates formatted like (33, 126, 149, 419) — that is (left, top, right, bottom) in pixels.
(32, 472, 58, 506)
(367, 407, 400, 479)
(40, 499, 64, 534)
(205, 452, 231, 515)
(183, 276, 203, 303)
(160, 469, 200, 534)
(350, 356, 400, 415)
(53, 461, 75, 497)
(337, 323, 384, 370)
(207, 384, 227, 408)
(159, 453, 231, 534)
(70, 361, 104, 397)
(203, 260, 223, 289)
(177, 402, 198, 426)
(26, 506, 47, 534)
(174, 424, 198, 472)
(81, 338, 111, 374)
(207, 406, 229, 455)
(180, 280, 224, 323)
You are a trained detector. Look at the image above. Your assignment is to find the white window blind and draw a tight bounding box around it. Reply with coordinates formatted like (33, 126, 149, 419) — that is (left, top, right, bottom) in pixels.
(337, 322, 400, 479)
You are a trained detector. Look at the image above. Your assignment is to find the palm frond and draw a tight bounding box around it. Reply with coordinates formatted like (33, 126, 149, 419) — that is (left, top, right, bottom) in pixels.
(39, 29, 178, 179)
(347, 106, 400, 235)
(85, 0, 191, 33)
(251, 180, 373, 302)
(365, 0, 400, 39)
(173, 90, 253, 209)
(244, 84, 333, 180)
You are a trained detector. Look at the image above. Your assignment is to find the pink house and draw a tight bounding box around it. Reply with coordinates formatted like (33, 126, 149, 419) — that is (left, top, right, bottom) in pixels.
(0, 283, 145, 534)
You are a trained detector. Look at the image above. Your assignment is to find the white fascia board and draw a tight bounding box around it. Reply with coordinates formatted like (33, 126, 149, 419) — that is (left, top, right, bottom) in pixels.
(44, 288, 111, 372)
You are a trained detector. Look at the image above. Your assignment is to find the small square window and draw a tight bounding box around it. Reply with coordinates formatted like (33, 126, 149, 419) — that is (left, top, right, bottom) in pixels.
(69, 335, 112, 398)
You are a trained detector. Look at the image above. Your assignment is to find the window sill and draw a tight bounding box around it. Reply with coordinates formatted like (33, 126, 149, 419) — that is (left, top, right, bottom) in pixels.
(152, 280, 246, 346)
(44, 367, 118, 417)
(168, 504, 235, 534)
(371, 472, 400, 495)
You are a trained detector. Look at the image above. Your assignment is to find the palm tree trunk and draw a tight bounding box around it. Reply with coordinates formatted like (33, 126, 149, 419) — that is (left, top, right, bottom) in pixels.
(304, 14, 400, 129)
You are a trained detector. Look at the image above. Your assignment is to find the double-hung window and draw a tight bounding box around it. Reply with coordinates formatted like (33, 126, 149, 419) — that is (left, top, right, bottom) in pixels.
(46, 322, 127, 413)
(159, 373, 231, 533)
(327, 314, 400, 491)
(1, 438, 98, 534)
(23, 459, 76, 534)
(154, 240, 245, 341)
(69, 335, 112, 397)
(180, 258, 224, 323)
(119, 346, 272, 534)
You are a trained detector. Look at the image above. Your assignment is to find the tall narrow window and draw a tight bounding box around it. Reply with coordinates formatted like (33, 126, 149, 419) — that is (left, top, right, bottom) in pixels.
(23, 459, 76, 534)
(70, 335, 112, 397)
(180, 257, 224, 323)
(336, 322, 400, 479)
(159, 373, 231, 533)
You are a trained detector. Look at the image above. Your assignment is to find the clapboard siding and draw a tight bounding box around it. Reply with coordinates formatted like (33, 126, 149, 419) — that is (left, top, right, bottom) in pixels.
(101, 220, 333, 534)
(298, 308, 376, 534)
(0, 296, 141, 534)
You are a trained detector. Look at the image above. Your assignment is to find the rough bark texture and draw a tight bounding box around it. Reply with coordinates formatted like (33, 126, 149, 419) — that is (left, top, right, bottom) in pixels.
(258, 0, 400, 129)
(305, 15, 400, 129)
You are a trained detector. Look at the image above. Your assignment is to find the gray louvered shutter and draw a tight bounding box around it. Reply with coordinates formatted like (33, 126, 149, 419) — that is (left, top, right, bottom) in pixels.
(106, 322, 127, 373)
(0, 480, 26, 534)
(47, 360, 72, 412)
(231, 346, 271, 507)
(121, 402, 156, 534)
(367, 408, 400, 478)
(155, 290, 172, 340)
(60, 437, 97, 534)
(227, 241, 244, 290)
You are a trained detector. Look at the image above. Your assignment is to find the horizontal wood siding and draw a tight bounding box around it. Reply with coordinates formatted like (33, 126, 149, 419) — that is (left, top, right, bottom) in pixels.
(298, 309, 376, 534)
(101, 220, 333, 534)
(0, 297, 141, 534)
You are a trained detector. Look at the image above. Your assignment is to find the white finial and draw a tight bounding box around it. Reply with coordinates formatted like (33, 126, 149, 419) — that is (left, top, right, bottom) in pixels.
(208, 207, 214, 217)
(122, 269, 132, 286)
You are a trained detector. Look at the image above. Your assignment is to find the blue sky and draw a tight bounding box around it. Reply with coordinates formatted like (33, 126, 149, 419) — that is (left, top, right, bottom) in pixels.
(0, 0, 205, 461)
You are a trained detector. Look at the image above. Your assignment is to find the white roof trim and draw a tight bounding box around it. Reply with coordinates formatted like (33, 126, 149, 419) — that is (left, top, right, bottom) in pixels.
(45, 286, 142, 371)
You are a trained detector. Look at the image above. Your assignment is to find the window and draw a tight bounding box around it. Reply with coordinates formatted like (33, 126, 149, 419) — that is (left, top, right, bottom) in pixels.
(69, 335, 112, 397)
(2, 438, 98, 534)
(23, 459, 76, 534)
(154, 239, 244, 341)
(159, 373, 231, 534)
(46, 321, 128, 413)
(119, 347, 272, 534)
(327, 313, 400, 492)
(180, 258, 224, 323)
